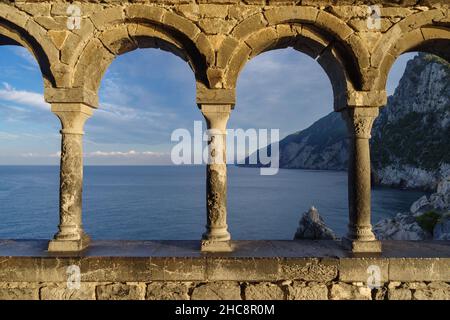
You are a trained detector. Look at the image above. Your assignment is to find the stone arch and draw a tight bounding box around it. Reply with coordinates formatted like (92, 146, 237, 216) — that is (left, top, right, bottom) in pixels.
(222, 22, 359, 111)
(0, 5, 57, 88)
(372, 9, 449, 91)
(71, 5, 213, 97)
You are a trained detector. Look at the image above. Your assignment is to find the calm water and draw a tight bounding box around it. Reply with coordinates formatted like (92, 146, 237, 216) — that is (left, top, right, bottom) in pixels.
(0, 166, 427, 240)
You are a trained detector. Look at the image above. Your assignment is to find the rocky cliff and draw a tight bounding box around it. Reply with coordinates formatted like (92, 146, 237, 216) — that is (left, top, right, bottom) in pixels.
(371, 54, 450, 190)
(243, 53, 450, 191)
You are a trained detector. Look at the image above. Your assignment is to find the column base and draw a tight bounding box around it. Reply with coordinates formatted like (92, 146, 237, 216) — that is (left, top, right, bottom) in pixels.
(201, 240, 233, 252)
(342, 237, 382, 253)
(48, 233, 91, 252)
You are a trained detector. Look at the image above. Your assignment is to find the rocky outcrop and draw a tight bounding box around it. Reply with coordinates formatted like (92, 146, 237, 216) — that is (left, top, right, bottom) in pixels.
(243, 54, 450, 191)
(373, 213, 431, 240)
(434, 218, 450, 240)
(374, 178, 450, 240)
(292, 179, 450, 241)
(294, 207, 337, 240)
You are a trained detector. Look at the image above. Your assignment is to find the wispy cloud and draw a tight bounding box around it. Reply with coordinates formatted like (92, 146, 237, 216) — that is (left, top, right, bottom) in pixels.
(9, 46, 39, 70)
(0, 131, 20, 140)
(0, 82, 49, 110)
(87, 150, 164, 157)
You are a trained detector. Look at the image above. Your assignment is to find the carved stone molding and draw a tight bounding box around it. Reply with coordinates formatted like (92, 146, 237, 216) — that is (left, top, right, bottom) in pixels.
(342, 107, 379, 139)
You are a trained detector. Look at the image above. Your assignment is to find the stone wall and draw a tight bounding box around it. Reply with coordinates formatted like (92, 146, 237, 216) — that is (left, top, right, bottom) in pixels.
(1, 280, 449, 300)
(0, 3, 449, 294)
(1, 0, 448, 105)
(0, 240, 449, 300)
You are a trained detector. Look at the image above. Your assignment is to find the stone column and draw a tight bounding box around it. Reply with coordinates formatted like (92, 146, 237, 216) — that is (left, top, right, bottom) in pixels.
(341, 107, 381, 253)
(48, 103, 93, 252)
(200, 104, 232, 252)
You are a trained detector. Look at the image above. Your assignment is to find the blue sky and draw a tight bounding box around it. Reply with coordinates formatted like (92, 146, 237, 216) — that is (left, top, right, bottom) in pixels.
(0, 45, 414, 165)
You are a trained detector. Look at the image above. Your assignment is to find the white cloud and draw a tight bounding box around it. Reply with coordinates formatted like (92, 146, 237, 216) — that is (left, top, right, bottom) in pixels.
(0, 83, 49, 111)
(87, 150, 164, 157)
(49, 151, 62, 157)
(21, 152, 36, 157)
(16, 150, 164, 159)
(9, 46, 39, 69)
(0, 131, 19, 140)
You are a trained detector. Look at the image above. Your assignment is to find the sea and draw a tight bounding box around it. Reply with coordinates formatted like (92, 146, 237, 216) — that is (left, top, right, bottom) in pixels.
(0, 165, 427, 240)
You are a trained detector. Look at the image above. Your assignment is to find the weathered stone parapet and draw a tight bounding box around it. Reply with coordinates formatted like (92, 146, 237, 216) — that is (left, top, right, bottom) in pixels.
(342, 107, 381, 252)
(0, 0, 449, 255)
(0, 240, 449, 300)
(200, 104, 232, 252)
(48, 104, 93, 252)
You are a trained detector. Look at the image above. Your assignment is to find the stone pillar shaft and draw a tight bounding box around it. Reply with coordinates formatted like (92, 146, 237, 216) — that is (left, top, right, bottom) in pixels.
(200, 104, 232, 252)
(342, 107, 381, 253)
(48, 103, 93, 252)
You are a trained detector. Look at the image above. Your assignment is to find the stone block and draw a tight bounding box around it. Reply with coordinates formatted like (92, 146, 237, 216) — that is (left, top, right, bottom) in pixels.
(228, 6, 260, 21)
(339, 258, 389, 283)
(0, 283, 39, 300)
(195, 33, 215, 65)
(125, 4, 165, 22)
(264, 7, 318, 26)
(330, 283, 372, 300)
(16, 3, 51, 16)
(288, 281, 329, 300)
(199, 4, 229, 18)
(99, 27, 137, 55)
(96, 283, 146, 300)
(245, 282, 284, 300)
(206, 258, 279, 281)
(223, 43, 251, 87)
(388, 288, 412, 300)
(191, 282, 241, 300)
(232, 13, 266, 39)
(280, 258, 338, 282)
(217, 36, 239, 69)
(245, 27, 278, 56)
(413, 282, 450, 300)
(163, 12, 200, 39)
(90, 7, 124, 30)
(154, 257, 207, 281)
(389, 258, 450, 282)
(41, 283, 96, 300)
(47, 30, 69, 50)
(198, 18, 235, 34)
(34, 16, 67, 30)
(196, 87, 235, 105)
(146, 282, 191, 300)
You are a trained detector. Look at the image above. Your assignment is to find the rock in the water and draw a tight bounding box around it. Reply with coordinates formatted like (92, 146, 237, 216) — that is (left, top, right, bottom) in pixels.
(409, 177, 449, 216)
(410, 195, 431, 216)
(373, 213, 431, 240)
(294, 206, 336, 240)
(432, 178, 450, 210)
(433, 216, 450, 240)
(375, 176, 450, 240)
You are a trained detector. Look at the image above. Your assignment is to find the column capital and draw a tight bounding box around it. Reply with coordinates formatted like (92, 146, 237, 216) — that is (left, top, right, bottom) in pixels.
(346, 90, 387, 108)
(342, 107, 379, 139)
(196, 87, 235, 107)
(44, 87, 98, 108)
(200, 104, 232, 133)
(51, 103, 94, 135)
